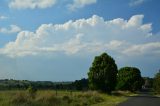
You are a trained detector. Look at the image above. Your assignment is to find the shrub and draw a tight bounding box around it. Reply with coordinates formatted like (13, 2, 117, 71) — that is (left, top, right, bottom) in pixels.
(27, 86, 37, 99)
(35, 92, 60, 106)
(11, 91, 30, 104)
(62, 95, 72, 104)
(73, 91, 104, 106)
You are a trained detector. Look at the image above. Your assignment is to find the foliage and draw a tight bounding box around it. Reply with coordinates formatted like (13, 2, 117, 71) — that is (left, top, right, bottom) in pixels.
(27, 86, 37, 99)
(72, 78, 88, 90)
(153, 71, 160, 93)
(35, 91, 61, 106)
(142, 77, 153, 88)
(0, 79, 74, 90)
(116, 67, 143, 91)
(88, 52, 118, 93)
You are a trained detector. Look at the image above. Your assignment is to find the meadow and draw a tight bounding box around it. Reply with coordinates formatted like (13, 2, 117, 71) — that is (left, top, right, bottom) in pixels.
(0, 90, 132, 106)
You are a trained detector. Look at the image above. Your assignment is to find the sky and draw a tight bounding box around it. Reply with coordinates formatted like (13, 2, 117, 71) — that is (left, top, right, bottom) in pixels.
(0, 0, 160, 81)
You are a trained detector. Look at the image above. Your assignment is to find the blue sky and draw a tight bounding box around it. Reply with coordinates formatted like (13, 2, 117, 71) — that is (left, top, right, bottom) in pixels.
(0, 0, 160, 81)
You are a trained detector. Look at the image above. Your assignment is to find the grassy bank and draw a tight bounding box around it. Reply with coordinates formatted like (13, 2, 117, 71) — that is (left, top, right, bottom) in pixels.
(0, 90, 131, 106)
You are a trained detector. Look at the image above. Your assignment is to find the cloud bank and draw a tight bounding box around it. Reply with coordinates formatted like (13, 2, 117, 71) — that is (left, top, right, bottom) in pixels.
(0, 15, 159, 58)
(9, 0, 57, 9)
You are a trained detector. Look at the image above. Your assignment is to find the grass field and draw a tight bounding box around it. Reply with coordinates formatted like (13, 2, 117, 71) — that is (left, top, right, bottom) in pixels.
(0, 90, 132, 106)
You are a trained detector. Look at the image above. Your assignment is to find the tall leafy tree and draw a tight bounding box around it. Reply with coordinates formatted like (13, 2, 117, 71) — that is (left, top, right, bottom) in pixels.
(153, 71, 160, 93)
(116, 67, 143, 91)
(88, 53, 118, 93)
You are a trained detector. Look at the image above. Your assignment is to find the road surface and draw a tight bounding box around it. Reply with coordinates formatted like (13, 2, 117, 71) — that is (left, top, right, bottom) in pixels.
(118, 92, 160, 106)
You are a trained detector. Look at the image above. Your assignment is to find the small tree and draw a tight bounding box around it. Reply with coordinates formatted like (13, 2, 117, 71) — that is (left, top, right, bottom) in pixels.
(116, 67, 143, 91)
(88, 52, 118, 93)
(153, 71, 160, 93)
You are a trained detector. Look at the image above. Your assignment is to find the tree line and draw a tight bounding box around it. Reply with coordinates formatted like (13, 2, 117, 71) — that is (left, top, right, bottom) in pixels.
(0, 52, 159, 94)
(0, 79, 73, 90)
(88, 52, 160, 94)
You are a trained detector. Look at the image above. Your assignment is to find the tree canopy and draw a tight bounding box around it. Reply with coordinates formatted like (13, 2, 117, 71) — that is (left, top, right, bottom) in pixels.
(88, 52, 118, 93)
(153, 71, 160, 93)
(116, 67, 143, 91)
(72, 78, 88, 90)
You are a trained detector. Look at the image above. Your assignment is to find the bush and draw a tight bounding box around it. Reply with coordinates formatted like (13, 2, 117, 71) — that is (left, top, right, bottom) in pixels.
(35, 92, 60, 106)
(9, 90, 104, 106)
(74, 91, 104, 105)
(11, 91, 30, 104)
(27, 86, 37, 99)
(90, 96, 103, 103)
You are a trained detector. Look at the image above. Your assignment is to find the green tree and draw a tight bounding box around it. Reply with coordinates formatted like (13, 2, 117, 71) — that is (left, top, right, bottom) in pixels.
(88, 53, 118, 93)
(143, 77, 153, 88)
(116, 67, 143, 91)
(73, 78, 88, 90)
(153, 71, 160, 93)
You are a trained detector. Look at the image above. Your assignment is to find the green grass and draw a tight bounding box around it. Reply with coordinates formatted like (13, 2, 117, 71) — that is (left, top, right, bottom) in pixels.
(93, 91, 136, 106)
(0, 90, 132, 106)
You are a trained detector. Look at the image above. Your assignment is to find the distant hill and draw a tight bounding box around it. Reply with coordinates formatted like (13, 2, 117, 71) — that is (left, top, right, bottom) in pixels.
(0, 79, 73, 90)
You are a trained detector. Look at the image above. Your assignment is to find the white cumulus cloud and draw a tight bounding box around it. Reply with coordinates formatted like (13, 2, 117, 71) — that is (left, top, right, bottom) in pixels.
(0, 25, 21, 34)
(9, 0, 57, 9)
(0, 14, 159, 58)
(68, 0, 97, 11)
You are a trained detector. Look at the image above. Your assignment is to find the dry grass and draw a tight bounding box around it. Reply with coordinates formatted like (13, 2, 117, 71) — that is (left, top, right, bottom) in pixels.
(0, 90, 132, 106)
